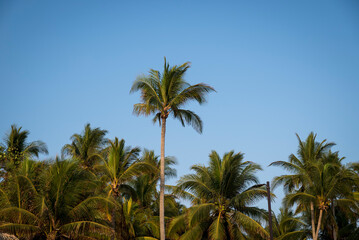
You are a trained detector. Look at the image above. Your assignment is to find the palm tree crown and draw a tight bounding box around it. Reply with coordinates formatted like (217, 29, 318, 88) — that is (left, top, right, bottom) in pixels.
(0, 124, 48, 166)
(99, 137, 142, 199)
(130, 57, 215, 132)
(271, 132, 335, 193)
(170, 151, 268, 239)
(62, 123, 107, 169)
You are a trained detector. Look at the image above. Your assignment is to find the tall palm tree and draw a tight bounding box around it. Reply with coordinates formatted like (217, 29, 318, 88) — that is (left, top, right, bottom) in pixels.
(130, 58, 215, 240)
(62, 123, 107, 170)
(169, 150, 269, 239)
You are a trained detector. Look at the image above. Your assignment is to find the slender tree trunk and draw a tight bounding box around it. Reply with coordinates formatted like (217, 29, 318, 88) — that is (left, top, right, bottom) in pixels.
(111, 191, 118, 240)
(111, 207, 116, 240)
(332, 199, 337, 240)
(311, 202, 316, 240)
(315, 209, 323, 240)
(160, 117, 166, 240)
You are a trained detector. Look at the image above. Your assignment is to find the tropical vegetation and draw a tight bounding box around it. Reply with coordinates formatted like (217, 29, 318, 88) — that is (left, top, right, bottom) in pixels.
(0, 60, 358, 240)
(1, 124, 358, 240)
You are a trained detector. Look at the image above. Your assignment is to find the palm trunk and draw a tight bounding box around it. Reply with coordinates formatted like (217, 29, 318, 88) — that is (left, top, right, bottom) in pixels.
(332, 199, 337, 240)
(311, 202, 316, 240)
(160, 117, 166, 240)
(111, 207, 116, 240)
(111, 191, 117, 240)
(112, 191, 121, 240)
(315, 209, 323, 240)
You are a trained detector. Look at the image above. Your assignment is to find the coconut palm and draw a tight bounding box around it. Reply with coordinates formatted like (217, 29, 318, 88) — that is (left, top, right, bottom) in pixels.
(0, 158, 112, 239)
(270, 133, 334, 193)
(169, 150, 268, 239)
(127, 150, 181, 240)
(98, 138, 141, 200)
(119, 197, 158, 240)
(131, 150, 176, 209)
(330, 208, 359, 240)
(62, 123, 107, 170)
(130, 58, 215, 239)
(284, 158, 357, 240)
(272, 207, 308, 240)
(270, 133, 357, 240)
(313, 151, 359, 240)
(245, 206, 309, 240)
(0, 125, 48, 174)
(97, 138, 161, 240)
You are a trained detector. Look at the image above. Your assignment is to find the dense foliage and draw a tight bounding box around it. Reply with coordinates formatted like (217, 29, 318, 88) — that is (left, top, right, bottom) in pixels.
(0, 125, 358, 240)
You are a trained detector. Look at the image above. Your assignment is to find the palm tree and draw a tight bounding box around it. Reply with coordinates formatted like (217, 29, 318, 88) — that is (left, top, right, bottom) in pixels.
(0, 125, 48, 179)
(131, 150, 176, 210)
(272, 207, 308, 240)
(328, 208, 359, 240)
(315, 151, 359, 240)
(62, 123, 107, 170)
(169, 150, 269, 239)
(270, 132, 356, 240)
(130, 58, 215, 240)
(0, 158, 112, 239)
(128, 150, 181, 240)
(0, 124, 48, 164)
(118, 197, 158, 240)
(98, 138, 141, 200)
(97, 138, 160, 240)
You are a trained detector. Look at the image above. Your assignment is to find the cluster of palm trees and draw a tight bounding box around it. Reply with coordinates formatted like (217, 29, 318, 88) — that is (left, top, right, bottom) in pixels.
(271, 133, 359, 240)
(1, 125, 358, 240)
(0, 59, 358, 240)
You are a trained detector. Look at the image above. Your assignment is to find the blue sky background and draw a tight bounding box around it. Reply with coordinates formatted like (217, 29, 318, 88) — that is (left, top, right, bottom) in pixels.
(1, 0, 358, 212)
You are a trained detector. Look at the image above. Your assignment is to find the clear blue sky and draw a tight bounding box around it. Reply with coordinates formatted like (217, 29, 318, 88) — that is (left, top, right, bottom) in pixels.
(1, 0, 358, 212)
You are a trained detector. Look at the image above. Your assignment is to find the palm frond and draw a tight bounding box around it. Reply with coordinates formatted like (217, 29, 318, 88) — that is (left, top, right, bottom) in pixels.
(60, 221, 113, 237)
(208, 213, 226, 240)
(172, 109, 203, 133)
